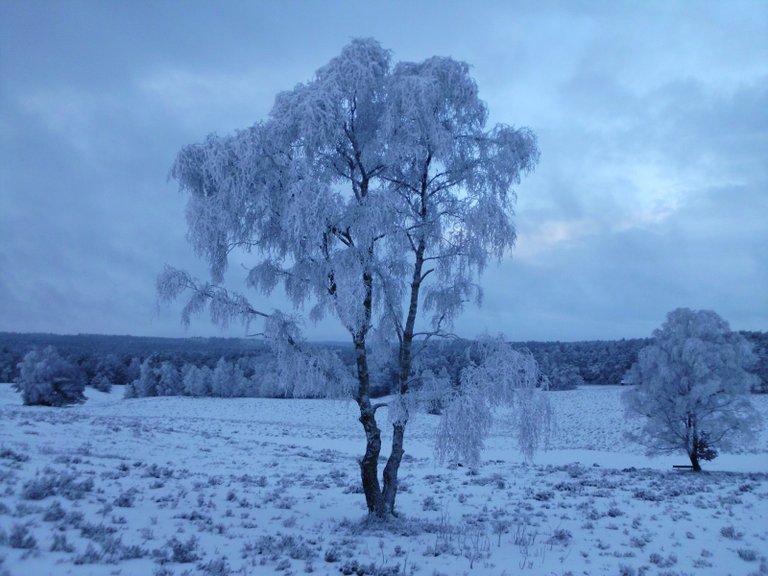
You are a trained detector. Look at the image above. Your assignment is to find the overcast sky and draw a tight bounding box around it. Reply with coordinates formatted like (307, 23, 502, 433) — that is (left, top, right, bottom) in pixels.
(1, 0, 766, 342)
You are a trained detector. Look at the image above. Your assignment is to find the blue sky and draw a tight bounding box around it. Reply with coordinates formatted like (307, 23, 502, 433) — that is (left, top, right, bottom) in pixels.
(1, 0, 766, 342)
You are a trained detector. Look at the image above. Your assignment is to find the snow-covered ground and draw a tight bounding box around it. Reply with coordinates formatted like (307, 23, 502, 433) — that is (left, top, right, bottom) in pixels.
(0, 384, 766, 575)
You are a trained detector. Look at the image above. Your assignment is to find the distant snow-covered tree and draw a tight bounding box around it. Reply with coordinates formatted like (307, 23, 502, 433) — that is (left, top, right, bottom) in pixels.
(0, 346, 18, 383)
(623, 308, 762, 471)
(125, 356, 159, 398)
(125, 357, 141, 385)
(416, 367, 452, 415)
(209, 358, 246, 397)
(182, 364, 212, 397)
(159, 38, 539, 516)
(547, 364, 584, 391)
(13, 346, 85, 406)
(156, 361, 183, 396)
(91, 354, 126, 390)
(92, 374, 112, 393)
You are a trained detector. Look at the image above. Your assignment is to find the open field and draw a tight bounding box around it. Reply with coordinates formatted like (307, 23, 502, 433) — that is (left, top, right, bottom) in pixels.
(1, 385, 766, 575)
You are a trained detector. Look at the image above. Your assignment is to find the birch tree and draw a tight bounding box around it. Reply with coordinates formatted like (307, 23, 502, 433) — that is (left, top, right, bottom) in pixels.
(623, 308, 761, 471)
(159, 38, 540, 516)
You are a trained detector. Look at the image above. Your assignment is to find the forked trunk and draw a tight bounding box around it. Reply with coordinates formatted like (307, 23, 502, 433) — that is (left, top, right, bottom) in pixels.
(355, 191, 427, 517)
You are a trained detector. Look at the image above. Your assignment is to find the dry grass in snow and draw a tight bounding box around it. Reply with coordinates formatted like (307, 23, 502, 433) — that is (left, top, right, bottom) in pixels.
(0, 384, 766, 576)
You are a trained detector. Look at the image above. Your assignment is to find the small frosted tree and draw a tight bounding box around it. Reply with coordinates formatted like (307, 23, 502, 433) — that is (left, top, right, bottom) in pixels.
(211, 357, 255, 397)
(436, 336, 553, 467)
(548, 364, 584, 391)
(159, 38, 539, 516)
(13, 346, 85, 407)
(92, 353, 129, 389)
(157, 361, 183, 396)
(182, 364, 212, 397)
(125, 356, 159, 398)
(623, 308, 762, 471)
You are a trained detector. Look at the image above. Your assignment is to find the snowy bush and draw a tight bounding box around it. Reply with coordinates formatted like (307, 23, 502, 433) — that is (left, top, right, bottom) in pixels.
(162, 535, 200, 563)
(22, 468, 94, 500)
(197, 556, 233, 576)
(91, 374, 112, 393)
(13, 346, 85, 406)
(9, 524, 36, 550)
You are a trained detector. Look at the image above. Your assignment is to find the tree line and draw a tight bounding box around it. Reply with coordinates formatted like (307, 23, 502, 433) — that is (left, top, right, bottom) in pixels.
(2, 330, 766, 395)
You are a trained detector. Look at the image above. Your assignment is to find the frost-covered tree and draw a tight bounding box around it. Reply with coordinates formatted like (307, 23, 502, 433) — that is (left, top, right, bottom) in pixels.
(159, 38, 539, 516)
(436, 337, 552, 466)
(211, 358, 251, 397)
(92, 354, 126, 390)
(125, 356, 141, 385)
(547, 364, 584, 391)
(623, 308, 762, 471)
(125, 356, 159, 398)
(13, 346, 85, 406)
(156, 361, 183, 396)
(182, 364, 212, 397)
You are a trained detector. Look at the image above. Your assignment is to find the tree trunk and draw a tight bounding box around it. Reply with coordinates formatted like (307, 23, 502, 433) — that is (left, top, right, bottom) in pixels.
(688, 450, 702, 472)
(688, 419, 702, 472)
(353, 264, 389, 516)
(354, 337, 385, 514)
(356, 167, 430, 517)
(381, 423, 405, 515)
(380, 240, 426, 515)
(689, 428, 702, 472)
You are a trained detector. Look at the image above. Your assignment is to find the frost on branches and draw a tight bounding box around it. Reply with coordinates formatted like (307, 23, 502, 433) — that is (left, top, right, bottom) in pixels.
(159, 38, 539, 516)
(623, 308, 762, 471)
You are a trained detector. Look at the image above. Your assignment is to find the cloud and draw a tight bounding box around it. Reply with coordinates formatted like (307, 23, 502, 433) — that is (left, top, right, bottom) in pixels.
(0, 1, 765, 341)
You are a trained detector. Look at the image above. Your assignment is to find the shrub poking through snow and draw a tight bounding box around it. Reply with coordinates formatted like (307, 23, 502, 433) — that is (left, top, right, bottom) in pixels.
(22, 469, 94, 500)
(9, 524, 36, 550)
(164, 536, 200, 563)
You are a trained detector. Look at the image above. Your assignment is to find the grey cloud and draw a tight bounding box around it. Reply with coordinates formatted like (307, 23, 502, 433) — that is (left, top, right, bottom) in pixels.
(0, 1, 765, 341)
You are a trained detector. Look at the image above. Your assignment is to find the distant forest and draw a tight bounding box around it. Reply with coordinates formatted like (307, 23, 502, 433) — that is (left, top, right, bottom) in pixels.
(1, 330, 766, 396)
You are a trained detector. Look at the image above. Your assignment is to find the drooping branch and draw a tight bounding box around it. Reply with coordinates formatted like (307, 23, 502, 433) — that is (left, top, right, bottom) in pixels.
(157, 265, 269, 331)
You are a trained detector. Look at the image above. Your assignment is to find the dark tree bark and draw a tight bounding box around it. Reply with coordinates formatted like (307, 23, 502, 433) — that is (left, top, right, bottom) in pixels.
(689, 427, 703, 472)
(355, 337, 385, 513)
(688, 450, 702, 472)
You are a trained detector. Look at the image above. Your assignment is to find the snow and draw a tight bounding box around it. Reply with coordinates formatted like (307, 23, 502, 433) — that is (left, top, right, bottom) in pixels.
(1, 384, 766, 575)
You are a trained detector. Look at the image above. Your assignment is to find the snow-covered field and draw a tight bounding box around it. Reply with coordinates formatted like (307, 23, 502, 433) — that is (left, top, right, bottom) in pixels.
(1, 384, 766, 576)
